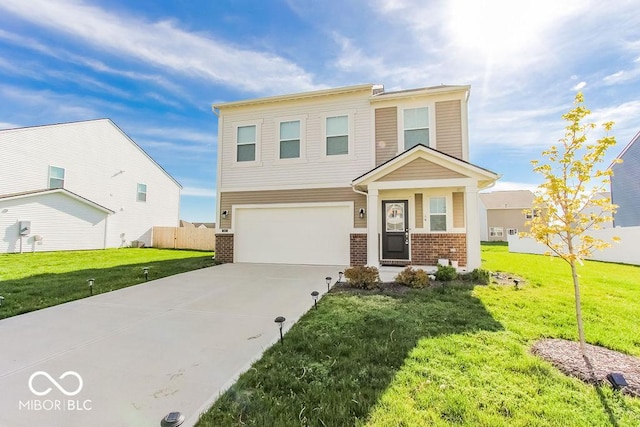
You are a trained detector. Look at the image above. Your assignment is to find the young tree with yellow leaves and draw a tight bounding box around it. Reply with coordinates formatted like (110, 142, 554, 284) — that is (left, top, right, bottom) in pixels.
(524, 92, 619, 358)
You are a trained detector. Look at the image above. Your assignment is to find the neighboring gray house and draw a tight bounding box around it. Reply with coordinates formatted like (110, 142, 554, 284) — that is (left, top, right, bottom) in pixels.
(611, 131, 640, 227)
(478, 190, 535, 241)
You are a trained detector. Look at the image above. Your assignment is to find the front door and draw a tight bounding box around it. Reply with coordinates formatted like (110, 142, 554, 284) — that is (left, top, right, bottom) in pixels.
(382, 200, 409, 259)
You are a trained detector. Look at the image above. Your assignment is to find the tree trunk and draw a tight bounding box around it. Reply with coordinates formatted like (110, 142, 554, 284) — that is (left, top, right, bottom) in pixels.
(570, 259, 587, 358)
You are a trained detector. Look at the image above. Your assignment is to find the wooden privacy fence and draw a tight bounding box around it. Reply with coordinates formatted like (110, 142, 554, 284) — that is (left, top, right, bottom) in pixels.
(152, 227, 216, 251)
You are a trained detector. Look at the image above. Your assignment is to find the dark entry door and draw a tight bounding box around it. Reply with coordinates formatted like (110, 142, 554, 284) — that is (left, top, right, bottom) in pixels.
(382, 200, 409, 259)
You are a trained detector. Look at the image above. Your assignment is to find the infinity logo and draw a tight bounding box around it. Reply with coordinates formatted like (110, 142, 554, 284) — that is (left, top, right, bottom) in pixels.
(28, 371, 83, 396)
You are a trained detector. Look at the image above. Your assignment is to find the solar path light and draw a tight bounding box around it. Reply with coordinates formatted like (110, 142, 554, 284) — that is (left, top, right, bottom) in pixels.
(311, 291, 319, 310)
(338, 271, 344, 282)
(160, 411, 185, 427)
(143, 267, 150, 281)
(87, 278, 95, 296)
(0, 296, 4, 306)
(274, 316, 286, 345)
(325, 276, 332, 292)
(607, 373, 628, 390)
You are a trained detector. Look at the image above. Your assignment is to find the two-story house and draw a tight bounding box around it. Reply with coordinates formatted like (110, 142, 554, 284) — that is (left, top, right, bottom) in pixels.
(611, 130, 640, 227)
(0, 119, 181, 253)
(212, 84, 498, 270)
(479, 190, 536, 241)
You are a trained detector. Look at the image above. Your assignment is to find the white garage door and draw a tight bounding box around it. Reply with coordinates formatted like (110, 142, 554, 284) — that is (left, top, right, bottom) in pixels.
(234, 204, 351, 265)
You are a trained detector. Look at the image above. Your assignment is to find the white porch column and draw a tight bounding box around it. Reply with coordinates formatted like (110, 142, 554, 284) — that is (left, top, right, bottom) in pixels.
(367, 189, 379, 267)
(465, 184, 481, 269)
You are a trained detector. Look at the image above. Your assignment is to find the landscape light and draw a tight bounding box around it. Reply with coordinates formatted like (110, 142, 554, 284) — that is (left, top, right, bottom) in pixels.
(274, 316, 286, 345)
(325, 276, 332, 292)
(338, 271, 344, 282)
(514, 279, 520, 289)
(0, 296, 4, 306)
(161, 411, 185, 427)
(87, 278, 95, 296)
(311, 291, 319, 309)
(607, 373, 628, 390)
(143, 267, 149, 281)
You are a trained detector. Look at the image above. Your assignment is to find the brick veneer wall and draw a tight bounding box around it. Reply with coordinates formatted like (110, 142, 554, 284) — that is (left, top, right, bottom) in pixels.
(215, 234, 234, 263)
(411, 233, 467, 266)
(350, 233, 367, 266)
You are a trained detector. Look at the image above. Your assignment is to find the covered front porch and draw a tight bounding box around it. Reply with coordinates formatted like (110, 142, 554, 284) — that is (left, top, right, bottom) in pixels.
(351, 144, 498, 270)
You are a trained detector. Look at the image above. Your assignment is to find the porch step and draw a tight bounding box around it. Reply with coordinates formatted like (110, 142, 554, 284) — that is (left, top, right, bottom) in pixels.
(379, 259, 412, 267)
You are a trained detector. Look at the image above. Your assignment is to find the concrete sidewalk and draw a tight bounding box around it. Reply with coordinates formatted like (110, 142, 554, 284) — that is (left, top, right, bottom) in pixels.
(0, 263, 342, 427)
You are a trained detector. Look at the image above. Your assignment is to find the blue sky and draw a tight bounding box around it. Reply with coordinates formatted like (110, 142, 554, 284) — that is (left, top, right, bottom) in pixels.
(1, 0, 639, 222)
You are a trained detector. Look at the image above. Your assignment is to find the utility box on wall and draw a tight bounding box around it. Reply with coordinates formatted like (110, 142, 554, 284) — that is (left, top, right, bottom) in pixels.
(19, 221, 31, 236)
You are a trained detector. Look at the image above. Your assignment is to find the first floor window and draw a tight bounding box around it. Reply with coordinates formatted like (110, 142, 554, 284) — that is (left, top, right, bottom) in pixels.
(137, 183, 147, 202)
(279, 120, 300, 159)
(489, 227, 504, 237)
(404, 107, 429, 150)
(326, 115, 348, 155)
(237, 125, 257, 162)
(49, 166, 65, 188)
(429, 196, 446, 231)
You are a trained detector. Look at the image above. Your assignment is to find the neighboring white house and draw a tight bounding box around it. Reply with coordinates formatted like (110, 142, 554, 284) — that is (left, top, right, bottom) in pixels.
(611, 130, 640, 227)
(0, 119, 181, 253)
(212, 84, 498, 269)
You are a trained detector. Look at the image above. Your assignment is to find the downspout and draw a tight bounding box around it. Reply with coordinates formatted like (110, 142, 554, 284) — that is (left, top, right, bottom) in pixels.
(103, 213, 110, 249)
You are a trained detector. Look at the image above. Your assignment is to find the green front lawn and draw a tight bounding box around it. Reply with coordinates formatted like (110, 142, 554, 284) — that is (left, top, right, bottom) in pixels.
(0, 248, 215, 319)
(197, 245, 640, 426)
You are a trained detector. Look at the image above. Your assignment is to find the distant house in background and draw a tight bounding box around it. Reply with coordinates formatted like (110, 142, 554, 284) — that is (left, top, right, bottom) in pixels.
(611, 131, 640, 227)
(179, 220, 215, 229)
(581, 192, 613, 229)
(479, 190, 535, 241)
(0, 119, 181, 253)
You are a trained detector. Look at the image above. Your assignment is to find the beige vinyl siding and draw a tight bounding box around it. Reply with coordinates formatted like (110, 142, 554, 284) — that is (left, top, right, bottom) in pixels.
(415, 193, 423, 228)
(435, 100, 463, 158)
(375, 107, 398, 166)
(219, 91, 374, 190)
(219, 187, 366, 229)
(376, 158, 465, 182)
(452, 192, 465, 228)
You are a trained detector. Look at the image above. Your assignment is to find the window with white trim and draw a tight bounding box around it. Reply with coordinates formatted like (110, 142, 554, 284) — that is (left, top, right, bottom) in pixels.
(237, 125, 257, 162)
(429, 196, 446, 231)
(489, 227, 504, 237)
(507, 228, 518, 235)
(48, 166, 65, 189)
(326, 115, 349, 155)
(279, 120, 300, 159)
(404, 107, 429, 150)
(137, 183, 147, 202)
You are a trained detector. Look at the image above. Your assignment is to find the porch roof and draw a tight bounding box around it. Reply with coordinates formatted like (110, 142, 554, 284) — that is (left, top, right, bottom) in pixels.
(352, 144, 499, 190)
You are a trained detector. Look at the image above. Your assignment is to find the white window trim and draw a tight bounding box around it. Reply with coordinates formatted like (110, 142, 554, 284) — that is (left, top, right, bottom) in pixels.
(489, 227, 504, 237)
(275, 115, 307, 163)
(48, 165, 65, 189)
(233, 120, 263, 167)
(320, 110, 355, 160)
(137, 183, 147, 202)
(425, 194, 451, 233)
(397, 102, 435, 154)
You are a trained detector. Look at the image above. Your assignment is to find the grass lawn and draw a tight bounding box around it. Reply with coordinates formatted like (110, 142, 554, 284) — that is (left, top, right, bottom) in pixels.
(0, 248, 215, 319)
(197, 244, 640, 426)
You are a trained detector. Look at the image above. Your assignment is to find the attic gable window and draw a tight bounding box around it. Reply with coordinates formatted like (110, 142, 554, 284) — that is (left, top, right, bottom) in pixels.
(48, 166, 65, 189)
(137, 183, 147, 202)
(237, 125, 257, 162)
(326, 115, 349, 155)
(404, 107, 429, 150)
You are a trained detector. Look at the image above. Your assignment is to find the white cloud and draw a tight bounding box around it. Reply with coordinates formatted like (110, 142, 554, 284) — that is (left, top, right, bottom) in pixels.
(0, 0, 321, 95)
(181, 186, 216, 197)
(572, 81, 587, 91)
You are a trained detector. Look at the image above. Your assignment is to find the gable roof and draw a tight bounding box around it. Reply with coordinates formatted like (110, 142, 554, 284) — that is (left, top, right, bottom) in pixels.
(0, 188, 115, 214)
(0, 119, 182, 189)
(479, 190, 535, 210)
(352, 144, 498, 188)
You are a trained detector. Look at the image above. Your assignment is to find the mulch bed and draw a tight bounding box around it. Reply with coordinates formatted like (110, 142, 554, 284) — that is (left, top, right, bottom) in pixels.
(532, 338, 640, 397)
(330, 281, 414, 295)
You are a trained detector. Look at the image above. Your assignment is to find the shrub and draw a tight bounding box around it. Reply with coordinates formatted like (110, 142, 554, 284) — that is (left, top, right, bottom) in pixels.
(344, 266, 380, 289)
(395, 267, 429, 288)
(435, 264, 458, 282)
(461, 268, 490, 285)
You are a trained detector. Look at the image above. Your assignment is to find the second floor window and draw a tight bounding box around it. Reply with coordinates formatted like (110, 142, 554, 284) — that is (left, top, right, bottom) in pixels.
(137, 183, 147, 202)
(404, 107, 429, 150)
(237, 125, 257, 162)
(326, 115, 348, 155)
(279, 120, 300, 159)
(49, 166, 65, 189)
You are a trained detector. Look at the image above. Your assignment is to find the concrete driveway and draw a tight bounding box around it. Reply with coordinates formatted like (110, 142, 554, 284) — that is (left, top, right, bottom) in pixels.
(0, 263, 342, 427)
